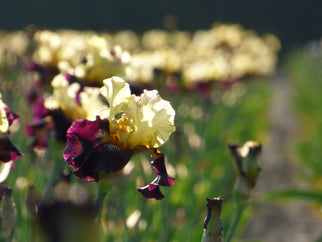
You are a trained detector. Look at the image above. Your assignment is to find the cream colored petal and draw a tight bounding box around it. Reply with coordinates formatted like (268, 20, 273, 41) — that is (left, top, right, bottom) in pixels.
(124, 90, 175, 149)
(45, 74, 86, 120)
(79, 87, 107, 120)
(100, 76, 131, 115)
(139, 90, 175, 148)
(0, 161, 13, 183)
(100, 77, 175, 149)
(43, 96, 60, 110)
(0, 96, 9, 135)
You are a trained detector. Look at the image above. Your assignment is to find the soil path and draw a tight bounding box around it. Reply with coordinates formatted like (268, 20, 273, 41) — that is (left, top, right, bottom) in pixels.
(240, 69, 322, 242)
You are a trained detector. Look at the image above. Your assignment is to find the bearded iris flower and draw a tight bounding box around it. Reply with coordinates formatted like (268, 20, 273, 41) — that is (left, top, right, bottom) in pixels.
(24, 73, 106, 149)
(63, 76, 176, 199)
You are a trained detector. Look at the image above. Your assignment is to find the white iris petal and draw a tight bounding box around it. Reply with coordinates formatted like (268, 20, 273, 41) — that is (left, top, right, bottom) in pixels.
(0, 95, 9, 135)
(100, 76, 175, 149)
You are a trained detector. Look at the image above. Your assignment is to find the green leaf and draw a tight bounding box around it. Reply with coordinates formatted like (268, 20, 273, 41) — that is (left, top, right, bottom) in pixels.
(265, 189, 322, 203)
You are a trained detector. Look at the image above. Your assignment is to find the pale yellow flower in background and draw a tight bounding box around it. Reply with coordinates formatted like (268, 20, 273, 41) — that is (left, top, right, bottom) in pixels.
(230, 52, 256, 79)
(153, 48, 182, 74)
(100, 76, 175, 150)
(141, 30, 171, 50)
(79, 87, 106, 120)
(182, 55, 230, 86)
(0, 94, 9, 135)
(33, 30, 62, 67)
(45, 74, 105, 121)
(210, 23, 244, 48)
(73, 36, 131, 84)
(126, 52, 157, 84)
(45, 74, 86, 120)
(33, 29, 93, 69)
(0, 31, 29, 67)
(113, 30, 140, 52)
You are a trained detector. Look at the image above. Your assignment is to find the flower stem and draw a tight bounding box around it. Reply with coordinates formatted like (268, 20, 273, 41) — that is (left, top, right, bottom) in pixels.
(225, 204, 245, 242)
(202, 197, 224, 242)
(94, 171, 123, 217)
(43, 157, 62, 200)
(94, 190, 108, 218)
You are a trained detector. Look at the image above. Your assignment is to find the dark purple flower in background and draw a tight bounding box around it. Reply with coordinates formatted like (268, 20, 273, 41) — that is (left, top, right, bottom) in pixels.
(23, 94, 74, 149)
(23, 97, 52, 149)
(24, 61, 58, 85)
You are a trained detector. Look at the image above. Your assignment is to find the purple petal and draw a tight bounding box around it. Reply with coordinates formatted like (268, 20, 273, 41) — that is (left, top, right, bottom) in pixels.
(74, 87, 84, 105)
(24, 61, 58, 81)
(64, 133, 82, 169)
(151, 152, 175, 186)
(64, 73, 79, 84)
(158, 174, 175, 187)
(64, 118, 103, 148)
(24, 89, 39, 103)
(31, 97, 50, 122)
(0, 134, 23, 162)
(194, 82, 212, 98)
(31, 136, 48, 149)
(24, 61, 43, 72)
(135, 148, 175, 199)
(137, 184, 164, 200)
(64, 74, 84, 105)
(63, 117, 133, 181)
(73, 170, 97, 182)
(24, 124, 35, 137)
(4, 106, 19, 127)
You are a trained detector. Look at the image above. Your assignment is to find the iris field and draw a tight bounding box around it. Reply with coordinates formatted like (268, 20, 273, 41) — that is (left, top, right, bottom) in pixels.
(0, 24, 321, 241)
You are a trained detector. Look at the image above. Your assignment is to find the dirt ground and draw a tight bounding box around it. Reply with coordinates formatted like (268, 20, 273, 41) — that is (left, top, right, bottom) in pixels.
(240, 69, 322, 242)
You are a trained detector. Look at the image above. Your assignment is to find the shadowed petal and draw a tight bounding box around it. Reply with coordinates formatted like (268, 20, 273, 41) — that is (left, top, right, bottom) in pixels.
(64, 117, 133, 181)
(133, 147, 175, 199)
(64, 118, 104, 170)
(64, 133, 82, 169)
(0, 134, 23, 162)
(151, 152, 175, 186)
(137, 184, 164, 200)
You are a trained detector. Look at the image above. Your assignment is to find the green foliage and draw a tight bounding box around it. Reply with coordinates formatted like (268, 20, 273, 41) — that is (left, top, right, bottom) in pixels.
(284, 51, 322, 185)
(1, 63, 271, 241)
(265, 189, 322, 203)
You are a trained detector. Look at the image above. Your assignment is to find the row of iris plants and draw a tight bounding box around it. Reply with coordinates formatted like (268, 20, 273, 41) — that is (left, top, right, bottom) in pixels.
(0, 23, 278, 241)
